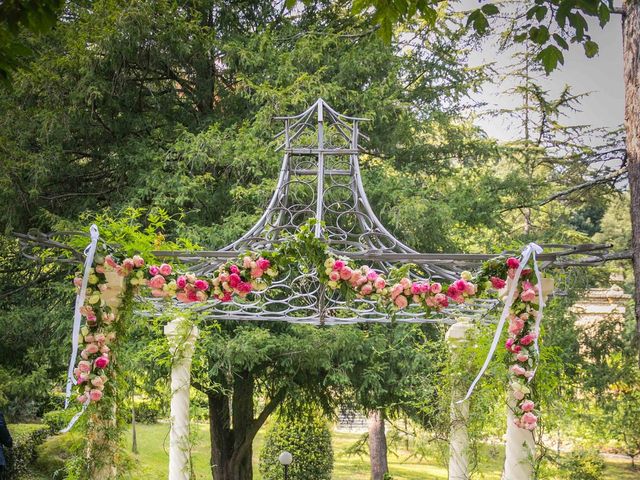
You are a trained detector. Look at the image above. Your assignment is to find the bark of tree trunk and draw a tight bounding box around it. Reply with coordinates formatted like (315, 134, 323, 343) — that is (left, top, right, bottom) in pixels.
(623, 0, 640, 366)
(207, 371, 255, 480)
(368, 409, 389, 480)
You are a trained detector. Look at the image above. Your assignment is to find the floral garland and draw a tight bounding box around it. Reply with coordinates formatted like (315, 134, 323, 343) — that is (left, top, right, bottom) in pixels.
(71, 241, 550, 434)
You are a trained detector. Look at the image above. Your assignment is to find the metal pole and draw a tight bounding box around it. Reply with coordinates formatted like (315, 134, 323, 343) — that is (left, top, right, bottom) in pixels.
(284, 464, 289, 480)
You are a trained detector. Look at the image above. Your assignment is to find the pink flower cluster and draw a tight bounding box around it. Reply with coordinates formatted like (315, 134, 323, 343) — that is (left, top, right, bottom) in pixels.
(325, 258, 387, 296)
(74, 330, 115, 404)
(324, 257, 477, 312)
(210, 255, 276, 302)
(501, 256, 540, 431)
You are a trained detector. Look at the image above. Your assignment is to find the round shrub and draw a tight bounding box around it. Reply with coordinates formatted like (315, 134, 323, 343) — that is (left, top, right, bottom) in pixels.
(562, 448, 605, 480)
(259, 411, 333, 480)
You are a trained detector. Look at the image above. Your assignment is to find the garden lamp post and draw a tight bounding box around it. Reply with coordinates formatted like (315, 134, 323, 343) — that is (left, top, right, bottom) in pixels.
(278, 451, 293, 479)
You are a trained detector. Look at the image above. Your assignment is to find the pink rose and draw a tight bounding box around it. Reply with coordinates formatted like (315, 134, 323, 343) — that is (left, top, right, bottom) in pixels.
(148, 274, 166, 290)
(520, 289, 536, 302)
(521, 412, 537, 424)
(77, 394, 88, 404)
(159, 263, 172, 276)
(78, 361, 91, 373)
(513, 390, 525, 400)
(122, 258, 135, 270)
(229, 273, 241, 288)
(506, 257, 520, 269)
(394, 295, 408, 309)
(86, 343, 99, 354)
(366, 270, 378, 281)
(391, 284, 403, 299)
(230, 265, 240, 275)
(176, 292, 189, 303)
(94, 333, 106, 343)
(339, 267, 353, 280)
(511, 365, 526, 376)
(89, 389, 103, 402)
(490, 276, 506, 289)
(251, 268, 264, 278)
(464, 282, 476, 295)
(95, 356, 109, 369)
(520, 333, 537, 346)
(374, 277, 386, 290)
(509, 317, 525, 335)
(221, 291, 232, 302)
(446, 284, 459, 297)
(149, 265, 160, 276)
(329, 271, 341, 282)
(194, 279, 209, 291)
(361, 284, 373, 295)
(176, 275, 187, 289)
(430, 283, 442, 294)
(132, 255, 145, 268)
(243, 256, 252, 268)
(151, 289, 168, 297)
(256, 258, 270, 270)
(333, 260, 345, 270)
(73, 277, 83, 287)
(411, 283, 422, 295)
(516, 353, 529, 362)
(91, 377, 105, 388)
(454, 279, 467, 293)
(435, 293, 448, 307)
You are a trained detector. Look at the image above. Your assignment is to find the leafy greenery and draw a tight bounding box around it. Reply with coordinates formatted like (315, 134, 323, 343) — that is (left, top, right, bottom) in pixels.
(259, 409, 334, 480)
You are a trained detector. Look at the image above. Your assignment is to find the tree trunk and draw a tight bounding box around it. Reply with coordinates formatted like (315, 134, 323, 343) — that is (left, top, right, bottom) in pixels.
(207, 371, 255, 480)
(368, 409, 389, 480)
(623, 0, 640, 365)
(131, 402, 138, 454)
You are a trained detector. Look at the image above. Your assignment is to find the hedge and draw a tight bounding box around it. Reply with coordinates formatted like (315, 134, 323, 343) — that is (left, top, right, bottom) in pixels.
(4, 423, 50, 479)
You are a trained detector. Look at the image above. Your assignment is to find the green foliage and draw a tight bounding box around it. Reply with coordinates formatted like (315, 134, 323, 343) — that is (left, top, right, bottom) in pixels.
(347, 0, 613, 72)
(561, 448, 605, 480)
(33, 431, 84, 479)
(259, 410, 334, 480)
(0, 0, 64, 84)
(4, 423, 50, 479)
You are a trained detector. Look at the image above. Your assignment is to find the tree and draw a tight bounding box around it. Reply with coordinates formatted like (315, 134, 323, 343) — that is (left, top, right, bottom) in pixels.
(346, 0, 640, 363)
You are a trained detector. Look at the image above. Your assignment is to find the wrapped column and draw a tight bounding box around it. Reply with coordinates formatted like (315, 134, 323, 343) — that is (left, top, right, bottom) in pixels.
(445, 319, 473, 480)
(503, 396, 535, 480)
(164, 317, 199, 480)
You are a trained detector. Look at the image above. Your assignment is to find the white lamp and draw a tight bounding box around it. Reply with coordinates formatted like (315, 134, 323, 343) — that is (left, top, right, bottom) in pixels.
(278, 450, 293, 465)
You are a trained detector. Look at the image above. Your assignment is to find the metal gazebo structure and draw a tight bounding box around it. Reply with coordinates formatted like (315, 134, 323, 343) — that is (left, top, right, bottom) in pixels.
(15, 99, 613, 480)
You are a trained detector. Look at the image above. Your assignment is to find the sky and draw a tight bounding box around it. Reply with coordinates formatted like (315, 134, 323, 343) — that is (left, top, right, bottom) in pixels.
(465, 6, 625, 141)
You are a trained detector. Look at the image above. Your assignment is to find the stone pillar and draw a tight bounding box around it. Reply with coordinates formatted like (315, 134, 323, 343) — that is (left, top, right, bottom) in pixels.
(164, 318, 199, 480)
(445, 319, 473, 480)
(503, 396, 535, 480)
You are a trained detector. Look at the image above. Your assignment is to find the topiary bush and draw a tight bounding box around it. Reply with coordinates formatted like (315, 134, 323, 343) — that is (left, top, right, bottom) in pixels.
(259, 410, 333, 480)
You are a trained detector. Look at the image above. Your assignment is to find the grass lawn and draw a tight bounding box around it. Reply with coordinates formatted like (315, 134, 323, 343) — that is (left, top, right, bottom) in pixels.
(121, 423, 638, 479)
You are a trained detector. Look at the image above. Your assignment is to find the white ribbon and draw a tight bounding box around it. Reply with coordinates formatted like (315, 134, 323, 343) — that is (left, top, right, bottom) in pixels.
(60, 398, 90, 433)
(457, 242, 544, 403)
(64, 224, 99, 410)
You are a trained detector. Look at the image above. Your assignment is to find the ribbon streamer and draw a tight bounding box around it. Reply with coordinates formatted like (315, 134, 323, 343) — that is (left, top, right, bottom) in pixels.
(457, 242, 544, 403)
(60, 398, 90, 433)
(64, 224, 100, 410)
